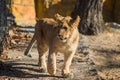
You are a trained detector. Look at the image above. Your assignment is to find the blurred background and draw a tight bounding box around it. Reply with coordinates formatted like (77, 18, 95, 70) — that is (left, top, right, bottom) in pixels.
(1, 0, 119, 26)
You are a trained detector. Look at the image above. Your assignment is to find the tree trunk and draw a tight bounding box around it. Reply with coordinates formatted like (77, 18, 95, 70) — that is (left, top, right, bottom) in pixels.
(71, 0, 104, 35)
(0, 0, 11, 54)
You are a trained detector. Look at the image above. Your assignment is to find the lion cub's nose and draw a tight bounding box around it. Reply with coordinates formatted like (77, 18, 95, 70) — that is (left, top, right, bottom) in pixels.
(58, 35, 63, 40)
(58, 35, 67, 40)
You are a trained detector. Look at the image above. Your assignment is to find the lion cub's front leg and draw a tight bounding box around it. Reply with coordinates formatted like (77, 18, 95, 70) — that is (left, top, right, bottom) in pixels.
(47, 43, 57, 75)
(47, 52, 56, 75)
(62, 51, 76, 77)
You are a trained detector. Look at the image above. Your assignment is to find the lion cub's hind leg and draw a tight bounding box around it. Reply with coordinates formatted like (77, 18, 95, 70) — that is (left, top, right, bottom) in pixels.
(37, 41, 48, 73)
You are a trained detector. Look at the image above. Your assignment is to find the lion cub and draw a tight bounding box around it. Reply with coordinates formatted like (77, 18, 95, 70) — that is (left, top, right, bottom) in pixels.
(24, 14, 80, 77)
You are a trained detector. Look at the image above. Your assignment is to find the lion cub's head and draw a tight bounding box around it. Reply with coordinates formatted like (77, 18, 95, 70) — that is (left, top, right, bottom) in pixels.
(55, 14, 80, 43)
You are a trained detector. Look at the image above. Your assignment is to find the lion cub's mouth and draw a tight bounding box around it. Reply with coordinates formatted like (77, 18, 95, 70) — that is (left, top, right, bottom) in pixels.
(60, 39, 67, 43)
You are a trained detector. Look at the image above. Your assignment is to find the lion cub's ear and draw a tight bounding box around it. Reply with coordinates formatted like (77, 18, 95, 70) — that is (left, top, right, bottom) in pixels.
(71, 16, 80, 28)
(54, 13, 64, 21)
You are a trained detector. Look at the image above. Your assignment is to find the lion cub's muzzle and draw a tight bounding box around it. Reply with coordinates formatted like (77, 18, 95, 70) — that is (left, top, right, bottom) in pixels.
(57, 35, 67, 43)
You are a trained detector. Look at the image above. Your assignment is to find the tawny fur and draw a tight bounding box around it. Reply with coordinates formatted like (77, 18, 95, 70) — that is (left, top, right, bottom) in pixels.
(24, 14, 80, 77)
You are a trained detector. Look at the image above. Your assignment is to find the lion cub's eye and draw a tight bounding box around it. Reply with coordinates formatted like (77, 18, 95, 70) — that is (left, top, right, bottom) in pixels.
(62, 27, 67, 31)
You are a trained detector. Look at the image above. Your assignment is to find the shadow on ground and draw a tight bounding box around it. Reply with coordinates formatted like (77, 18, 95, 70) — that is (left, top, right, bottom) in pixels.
(0, 61, 65, 79)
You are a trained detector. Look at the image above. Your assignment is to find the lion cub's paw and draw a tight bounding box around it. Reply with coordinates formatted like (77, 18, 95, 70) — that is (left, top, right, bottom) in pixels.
(62, 73, 74, 78)
(47, 62, 56, 75)
(47, 68, 56, 75)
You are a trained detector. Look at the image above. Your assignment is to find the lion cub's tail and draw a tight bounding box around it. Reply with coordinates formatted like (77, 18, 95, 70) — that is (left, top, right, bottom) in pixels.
(24, 34, 36, 57)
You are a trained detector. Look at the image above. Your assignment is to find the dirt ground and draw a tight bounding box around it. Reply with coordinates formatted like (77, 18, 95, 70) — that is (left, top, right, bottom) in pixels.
(0, 23, 120, 80)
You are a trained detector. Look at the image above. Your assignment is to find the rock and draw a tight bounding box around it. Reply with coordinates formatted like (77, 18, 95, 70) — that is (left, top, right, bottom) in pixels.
(11, 0, 36, 26)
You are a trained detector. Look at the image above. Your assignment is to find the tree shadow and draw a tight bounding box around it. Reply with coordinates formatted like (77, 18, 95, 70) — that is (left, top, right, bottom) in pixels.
(16, 26, 35, 33)
(0, 61, 65, 79)
(92, 48, 120, 54)
(91, 48, 120, 69)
